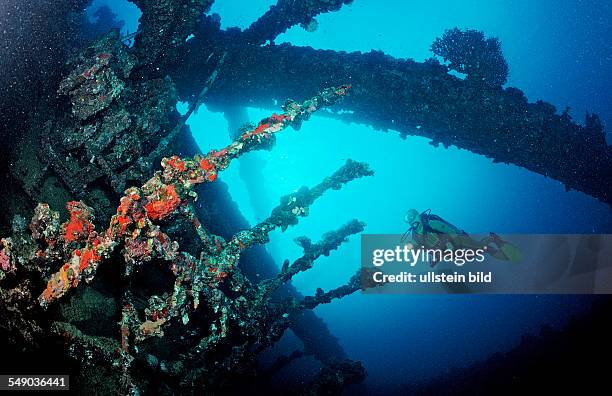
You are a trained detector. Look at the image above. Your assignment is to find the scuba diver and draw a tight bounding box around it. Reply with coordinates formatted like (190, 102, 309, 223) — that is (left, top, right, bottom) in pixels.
(402, 209, 521, 264)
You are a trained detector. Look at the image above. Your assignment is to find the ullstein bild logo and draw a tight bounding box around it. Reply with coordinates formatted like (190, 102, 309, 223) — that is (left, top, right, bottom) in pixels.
(360, 234, 612, 294)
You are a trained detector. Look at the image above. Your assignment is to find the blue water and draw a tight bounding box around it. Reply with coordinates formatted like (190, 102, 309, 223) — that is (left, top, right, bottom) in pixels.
(92, 0, 612, 391)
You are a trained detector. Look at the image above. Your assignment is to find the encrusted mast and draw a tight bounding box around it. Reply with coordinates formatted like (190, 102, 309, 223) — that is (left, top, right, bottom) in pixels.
(1, 86, 372, 392)
(172, 8, 612, 204)
(38, 84, 353, 305)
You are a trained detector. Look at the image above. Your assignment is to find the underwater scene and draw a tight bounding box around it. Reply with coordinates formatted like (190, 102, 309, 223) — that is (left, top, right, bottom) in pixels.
(1, 0, 611, 394)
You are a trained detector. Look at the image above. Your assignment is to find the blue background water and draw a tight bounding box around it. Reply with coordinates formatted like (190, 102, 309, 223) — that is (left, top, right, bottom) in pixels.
(91, 0, 612, 391)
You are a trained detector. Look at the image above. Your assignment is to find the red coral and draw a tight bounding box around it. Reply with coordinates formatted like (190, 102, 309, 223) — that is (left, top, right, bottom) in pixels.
(144, 185, 181, 220)
(199, 159, 215, 171)
(112, 191, 143, 235)
(78, 247, 100, 271)
(242, 121, 271, 140)
(198, 159, 218, 181)
(165, 156, 186, 172)
(254, 122, 270, 134)
(63, 201, 94, 243)
(269, 113, 290, 122)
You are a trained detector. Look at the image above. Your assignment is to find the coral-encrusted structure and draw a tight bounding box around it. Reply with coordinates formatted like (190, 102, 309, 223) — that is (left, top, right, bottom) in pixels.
(1, 86, 372, 393)
(37, 84, 352, 305)
(241, 0, 354, 45)
(174, 19, 612, 204)
(17, 31, 180, 220)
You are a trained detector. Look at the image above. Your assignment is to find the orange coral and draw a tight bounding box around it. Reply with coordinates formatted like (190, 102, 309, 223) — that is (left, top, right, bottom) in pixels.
(40, 263, 72, 305)
(39, 241, 103, 305)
